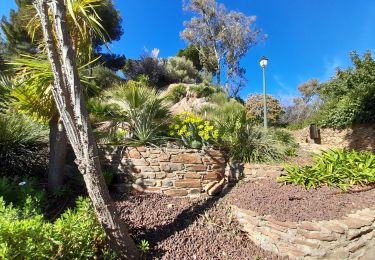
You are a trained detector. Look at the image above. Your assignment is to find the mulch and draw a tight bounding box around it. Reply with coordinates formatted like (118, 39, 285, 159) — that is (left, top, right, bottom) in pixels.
(230, 178, 375, 222)
(114, 190, 285, 260)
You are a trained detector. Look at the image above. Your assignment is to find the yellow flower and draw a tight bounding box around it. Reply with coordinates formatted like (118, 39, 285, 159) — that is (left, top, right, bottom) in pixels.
(186, 131, 192, 137)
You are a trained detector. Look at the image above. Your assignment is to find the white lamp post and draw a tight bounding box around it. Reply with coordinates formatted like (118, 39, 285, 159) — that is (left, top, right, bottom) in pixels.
(260, 56, 268, 129)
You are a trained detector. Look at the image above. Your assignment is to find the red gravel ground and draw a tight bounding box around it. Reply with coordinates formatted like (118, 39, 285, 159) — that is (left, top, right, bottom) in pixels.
(114, 191, 285, 260)
(230, 178, 375, 222)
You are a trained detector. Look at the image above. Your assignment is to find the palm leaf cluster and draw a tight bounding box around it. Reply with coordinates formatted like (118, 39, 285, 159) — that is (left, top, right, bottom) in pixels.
(109, 82, 170, 146)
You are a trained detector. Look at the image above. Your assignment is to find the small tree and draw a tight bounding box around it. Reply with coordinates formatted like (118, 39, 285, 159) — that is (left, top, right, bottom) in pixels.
(33, 0, 139, 258)
(181, 0, 261, 88)
(246, 94, 284, 125)
(164, 56, 199, 83)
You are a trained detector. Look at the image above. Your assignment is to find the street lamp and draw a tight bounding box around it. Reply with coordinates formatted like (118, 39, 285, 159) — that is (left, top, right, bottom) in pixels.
(260, 56, 268, 129)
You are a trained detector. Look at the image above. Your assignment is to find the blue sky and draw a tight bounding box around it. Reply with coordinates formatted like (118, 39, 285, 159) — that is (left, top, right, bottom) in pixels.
(1, 0, 375, 104)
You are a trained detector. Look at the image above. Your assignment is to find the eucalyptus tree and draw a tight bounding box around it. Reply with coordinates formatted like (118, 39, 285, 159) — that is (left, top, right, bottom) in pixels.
(32, 0, 139, 257)
(181, 0, 261, 92)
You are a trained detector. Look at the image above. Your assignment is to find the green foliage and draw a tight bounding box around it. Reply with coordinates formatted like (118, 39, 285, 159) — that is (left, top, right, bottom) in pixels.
(165, 84, 187, 103)
(0, 113, 46, 155)
(177, 44, 203, 71)
(245, 94, 284, 125)
(164, 56, 199, 84)
(90, 65, 124, 90)
(169, 112, 219, 149)
(110, 83, 170, 146)
(87, 97, 122, 123)
(0, 177, 45, 209)
(0, 196, 115, 259)
(190, 83, 223, 98)
(137, 239, 150, 254)
(279, 149, 375, 190)
(315, 51, 375, 128)
(102, 169, 114, 186)
(228, 126, 285, 163)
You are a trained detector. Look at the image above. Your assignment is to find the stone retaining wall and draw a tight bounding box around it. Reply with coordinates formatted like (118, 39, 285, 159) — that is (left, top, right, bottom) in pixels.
(232, 205, 375, 259)
(98, 145, 226, 197)
(293, 124, 375, 152)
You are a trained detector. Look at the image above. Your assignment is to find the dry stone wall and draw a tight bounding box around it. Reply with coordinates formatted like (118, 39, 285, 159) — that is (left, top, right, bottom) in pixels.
(232, 205, 375, 259)
(98, 145, 226, 197)
(293, 124, 375, 152)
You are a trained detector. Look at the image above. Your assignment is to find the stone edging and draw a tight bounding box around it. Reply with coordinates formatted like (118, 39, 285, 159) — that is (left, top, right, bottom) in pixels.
(232, 205, 375, 259)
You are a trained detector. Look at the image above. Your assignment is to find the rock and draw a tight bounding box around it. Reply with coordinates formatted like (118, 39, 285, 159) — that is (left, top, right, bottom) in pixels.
(207, 178, 225, 196)
(163, 189, 188, 196)
(132, 183, 144, 192)
(171, 154, 202, 164)
(175, 180, 201, 188)
(204, 181, 218, 192)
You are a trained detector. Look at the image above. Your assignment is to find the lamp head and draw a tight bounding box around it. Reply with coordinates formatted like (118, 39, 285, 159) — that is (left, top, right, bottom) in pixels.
(260, 56, 268, 68)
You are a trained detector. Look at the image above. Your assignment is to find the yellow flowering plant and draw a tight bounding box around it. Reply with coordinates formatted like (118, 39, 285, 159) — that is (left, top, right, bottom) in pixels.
(169, 112, 219, 149)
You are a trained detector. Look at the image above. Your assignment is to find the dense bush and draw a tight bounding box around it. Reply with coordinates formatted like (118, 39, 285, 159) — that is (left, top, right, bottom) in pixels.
(164, 84, 187, 103)
(245, 94, 284, 125)
(169, 112, 218, 149)
(0, 113, 48, 176)
(279, 149, 375, 190)
(163, 56, 199, 84)
(190, 83, 222, 98)
(110, 83, 170, 145)
(0, 197, 115, 259)
(316, 52, 375, 128)
(201, 98, 292, 163)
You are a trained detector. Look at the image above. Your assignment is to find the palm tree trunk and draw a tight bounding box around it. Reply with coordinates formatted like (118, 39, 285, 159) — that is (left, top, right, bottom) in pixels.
(48, 113, 67, 192)
(33, 0, 139, 258)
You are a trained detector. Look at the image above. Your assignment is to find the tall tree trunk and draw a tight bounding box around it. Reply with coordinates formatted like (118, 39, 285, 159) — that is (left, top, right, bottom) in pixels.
(48, 113, 67, 192)
(33, 0, 139, 258)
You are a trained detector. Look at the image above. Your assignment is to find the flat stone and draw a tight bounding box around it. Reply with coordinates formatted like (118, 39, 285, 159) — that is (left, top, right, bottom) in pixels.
(163, 189, 188, 196)
(175, 180, 201, 188)
(131, 159, 149, 166)
(171, 153, 202, 164)
(154, 172, 167, 179)
(184, 172, 201, 179)
(141, 166, 161, 172)
(342, 217, 373, 229)
(292, 239, 320, 249)
(207, 182, 224, 196)
(263, 216, 297, 229)
(299, 222, 322, 231)
(347, 227, 374, 240)
(132, 183, 145, 192)
(160, 163, 184, 172)
(297, 229, 337, 241)
(203, 171, 221, 181)
(204, 181, 217, 192)
(136, 146, 147, 152)
(159, 153, 171, 162)
(349, 241, 367, 253)
(185, 164, 207, 172)
(324, 221, 347, 234)
(128, 149, 142, 159)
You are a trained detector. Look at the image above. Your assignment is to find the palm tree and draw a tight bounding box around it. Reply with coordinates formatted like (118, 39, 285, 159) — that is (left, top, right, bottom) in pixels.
(9, 0, 110, 191)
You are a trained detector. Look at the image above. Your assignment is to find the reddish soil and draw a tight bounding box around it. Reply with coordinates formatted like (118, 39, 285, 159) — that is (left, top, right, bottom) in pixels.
(114, 191, 285, 260)
(230, 178, 375, 222)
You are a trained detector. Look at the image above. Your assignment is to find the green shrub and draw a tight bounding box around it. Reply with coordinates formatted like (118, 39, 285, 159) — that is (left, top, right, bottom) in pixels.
(190, 84, 222, 98)
(0, 177, 45, 208)
(279, 149, 375, 190)
(169, 112, 219, 149)
(102, 169, 114, 186)
(165, 84, 187, 103)
(228, 126, 285, 163)
(0, 196, 115, 259)
(110, 83, 170, 146)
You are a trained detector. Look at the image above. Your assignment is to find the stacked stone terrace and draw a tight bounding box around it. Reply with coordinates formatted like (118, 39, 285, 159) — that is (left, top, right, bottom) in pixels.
(99, 145, 226, 197)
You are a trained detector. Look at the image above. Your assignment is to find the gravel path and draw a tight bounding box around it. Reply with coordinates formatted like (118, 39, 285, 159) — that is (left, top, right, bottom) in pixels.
(230, 178, 375, 222)
(114, 190, 284, 260)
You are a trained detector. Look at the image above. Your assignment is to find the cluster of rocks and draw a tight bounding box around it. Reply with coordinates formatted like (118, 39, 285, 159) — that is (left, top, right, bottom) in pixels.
(99, 145, 226, 197)
(232, 205, 375, 259)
